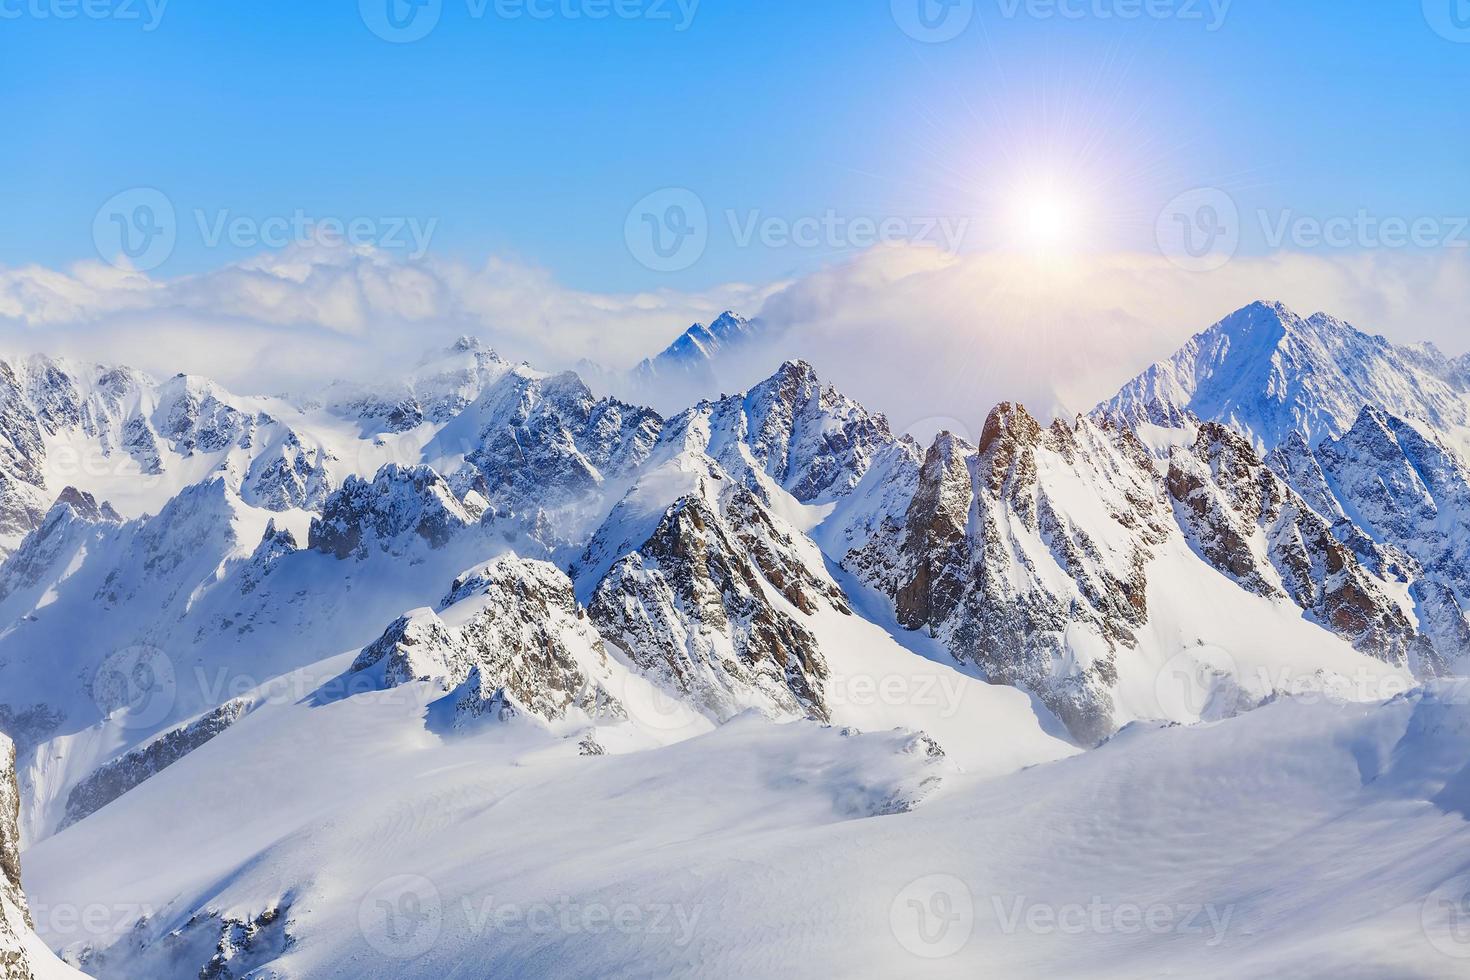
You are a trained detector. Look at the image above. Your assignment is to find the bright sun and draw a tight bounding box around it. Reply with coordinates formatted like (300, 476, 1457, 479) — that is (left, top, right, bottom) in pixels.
(1009, 182, 1088, 253)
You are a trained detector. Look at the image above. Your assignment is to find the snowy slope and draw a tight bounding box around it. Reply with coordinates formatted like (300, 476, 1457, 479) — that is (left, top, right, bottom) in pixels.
(20, 662, 1470, 978)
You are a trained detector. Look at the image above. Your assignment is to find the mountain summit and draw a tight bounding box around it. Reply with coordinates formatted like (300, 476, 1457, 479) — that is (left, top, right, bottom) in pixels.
(1099, 300, 1470, 451)
(634, 311, 762, 381)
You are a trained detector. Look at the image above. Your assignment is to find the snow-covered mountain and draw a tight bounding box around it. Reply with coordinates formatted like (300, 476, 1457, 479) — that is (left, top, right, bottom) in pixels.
(819, 403, 1432, 744)
(0, 355, 341, 556)
(1100, 299, 1470, 453)
(654, 358, 896, 505)
(633, 311, 764, 384)
(3, 307, 1470, 977)
(1101, 300, 1470, 675)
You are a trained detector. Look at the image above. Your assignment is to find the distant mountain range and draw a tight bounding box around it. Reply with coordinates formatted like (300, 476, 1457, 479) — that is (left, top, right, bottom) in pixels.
(3, 300, 1470, 977)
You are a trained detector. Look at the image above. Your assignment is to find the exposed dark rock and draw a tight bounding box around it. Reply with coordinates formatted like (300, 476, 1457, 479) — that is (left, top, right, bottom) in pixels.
(61, 699, 253, 829)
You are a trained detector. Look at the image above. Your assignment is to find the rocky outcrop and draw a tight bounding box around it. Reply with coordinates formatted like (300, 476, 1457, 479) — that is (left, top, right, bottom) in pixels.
(1261, 408, 1470, 668)
(354, 557, 624, 727)
(0, 361, 54, 557)
(1318, 408, 1470, 592)
(73, 901, 294, 980)
(584, 460, 845, 724)
(1168, 423, 1436, 671)
(0, 489, 124, 605)
(197, 903, 293, 980)
(434, 368, 662, 545)
(240, 520, 298, 594)
(658, 360, 896, 504)
(309, 465, 477, 559)
(1, 735, 33, 980)
(354, 609, 468, 689)
(839, 407, 1168, 744)
(60, 699, 252, 830)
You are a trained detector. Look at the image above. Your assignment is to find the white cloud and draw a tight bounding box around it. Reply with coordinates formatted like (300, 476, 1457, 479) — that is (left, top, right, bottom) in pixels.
(1, 242, 1466, 436)
(0, 243, 773, 396)
(715, 246, 1470, 440)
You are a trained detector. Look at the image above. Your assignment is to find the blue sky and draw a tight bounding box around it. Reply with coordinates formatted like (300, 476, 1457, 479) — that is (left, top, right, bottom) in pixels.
(3, 0, 1468, 292)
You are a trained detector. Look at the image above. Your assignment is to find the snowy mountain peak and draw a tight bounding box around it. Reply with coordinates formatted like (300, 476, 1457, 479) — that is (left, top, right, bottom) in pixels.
(450, 335, 486, 354)
(309, 464, 476, 559)
(50, 487, 121, 525)
(633, 311, 764, 388)
(657, 358, 897, 505)
(926, 428, 975, 458)
(978, 401, 1043, 454)
(1099, 300, 1470, 452)
(657, 311, 755, 364)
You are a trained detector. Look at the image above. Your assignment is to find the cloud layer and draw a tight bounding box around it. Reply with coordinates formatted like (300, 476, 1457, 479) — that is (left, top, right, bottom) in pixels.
(2, 243, 1467, 438)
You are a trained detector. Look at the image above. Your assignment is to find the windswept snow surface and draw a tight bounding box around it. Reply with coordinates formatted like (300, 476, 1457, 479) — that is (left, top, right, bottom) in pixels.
(23, 666, 1470, 979)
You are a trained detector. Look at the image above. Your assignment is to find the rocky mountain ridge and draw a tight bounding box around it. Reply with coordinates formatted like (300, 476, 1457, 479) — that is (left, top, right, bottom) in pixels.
(0, 301, 1466, 850)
